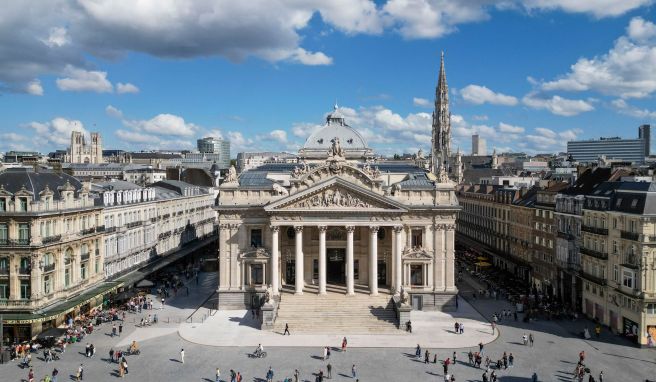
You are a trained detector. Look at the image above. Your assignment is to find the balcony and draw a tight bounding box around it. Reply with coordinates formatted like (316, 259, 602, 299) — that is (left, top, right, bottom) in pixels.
(80, 227, 97, 236)
(621, 230, 639, 241)
(580, 247, 608, 260)
(126, 221, 142, 229)
(580, 270, 606, 286)
(81, 253, 90, 261)
(581, 225, 608, 236)
(18, 267, 30, 275)
(42, 235, 62, 245)
(0, 268, 9, 276)
(0, 238, 31, 246)
(43, 263, 55, 273)
(96, 225, 106, 232)
(557, 231, 575, 240)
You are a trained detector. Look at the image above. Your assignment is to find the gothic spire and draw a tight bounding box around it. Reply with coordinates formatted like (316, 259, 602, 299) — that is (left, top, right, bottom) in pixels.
(431, 51, 451, 179)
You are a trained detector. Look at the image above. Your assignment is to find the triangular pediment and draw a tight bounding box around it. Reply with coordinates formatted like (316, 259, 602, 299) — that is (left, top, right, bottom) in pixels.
(265, 177, 407, 213)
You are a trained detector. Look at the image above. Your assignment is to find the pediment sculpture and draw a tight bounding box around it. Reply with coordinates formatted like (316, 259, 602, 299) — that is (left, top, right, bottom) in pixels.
(239, 247, 270, 259)
(285, 186, 373, 209)
(402, 246, 433, 260)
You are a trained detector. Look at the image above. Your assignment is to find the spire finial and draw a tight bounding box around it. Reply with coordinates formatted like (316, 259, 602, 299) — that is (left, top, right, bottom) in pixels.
(334, 100, 338, 110)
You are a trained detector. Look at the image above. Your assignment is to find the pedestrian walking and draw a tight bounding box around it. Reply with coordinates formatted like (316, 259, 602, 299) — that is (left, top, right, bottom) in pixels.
(161, 297, 165, 309)
(28, 368, 34, 382)
(529, 333, 534, 347)
(460, 323, 464, 334)
(77, 364, 84, 381)
(266, 366, 274, 382)
(455, 322, 460, 333)
(122, 358, 129, 375)
(351, 364, 356, 378)
(118, 323, 123, 336)
(599, 371, 603, 382)
(112, 324, 117, 337)
(532, 372, 538, 382)
(522, 333, 528, 345)
(216, 368, 221, 382)
(341, 337, 347, 352)
(109, 348, 114, 363)
(284, 323, 290, 335)
(509, 353, 514, 367)
(52, 368, 59, 382)
(415, 344, 421, 358)
(326, 346, 331, 359)
(327, 363, 332, 379)
(294, 369, 300, 382)
(479, 342, 484, 355)
(491, 322, 496, 335)
(323, 346, 327, 361)
(424, 349, 430, 364)
(180, 348, 185, 364)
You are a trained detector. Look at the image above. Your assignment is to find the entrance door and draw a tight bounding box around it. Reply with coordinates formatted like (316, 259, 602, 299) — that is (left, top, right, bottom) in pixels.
(327, 248, 345, 284)
(412, 295, 423, 310)
(377, 261, 387, 286)
(286, 260, 295, 286)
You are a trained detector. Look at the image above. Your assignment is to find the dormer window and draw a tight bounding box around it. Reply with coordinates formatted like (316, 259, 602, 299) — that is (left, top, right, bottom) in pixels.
(0, 198, 5, 212)
(18, 197, 28, 212)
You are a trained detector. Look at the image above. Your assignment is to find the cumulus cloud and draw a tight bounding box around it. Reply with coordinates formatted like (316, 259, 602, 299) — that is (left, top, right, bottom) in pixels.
(460, 84, 519, 106)
(522, 92, 594, 116)
(23, 117, 88, 147)
(116, 82, 139, 94)
(541, 17, 656, 99)
(268, 129, 288, 143)
(525, 126, 583, 151)
(56, 66, 113, 93)
(124, 114, 198, 136)
(611, 98, 656, 119)
(25, 79, 44, 96)
(105, 105, 124, 119)
(498, 122, 524, 134)
(115, 129, 152, 143)
(1, 1, 652, 93)
(413, 97, 431, 107)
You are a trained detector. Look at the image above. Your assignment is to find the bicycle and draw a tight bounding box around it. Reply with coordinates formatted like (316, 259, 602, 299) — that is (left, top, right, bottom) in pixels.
(250, 350, 267, 359)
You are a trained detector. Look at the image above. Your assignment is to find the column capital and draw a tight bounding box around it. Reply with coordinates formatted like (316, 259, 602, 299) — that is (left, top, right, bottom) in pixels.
(317, 225, 328, 233)
(294, 225, 304, 233)
(345, 225, 355, 233)
(369, 225, 379, 233)
(270, 225, 280, 233)
(393, 225, 404, 233)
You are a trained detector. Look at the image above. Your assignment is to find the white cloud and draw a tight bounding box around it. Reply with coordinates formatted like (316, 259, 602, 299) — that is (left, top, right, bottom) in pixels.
(522, 92, 594, 116)
(558, 128, 583, 141)
(25, 79, 43, 96)
(535, 127, 557, 139)
(268, 129, 288, 143)
(116, 82, 139, 94)
(228, 131, 255, 152)
(289, 48, 333, 66)
(115, 129, 152, 143)
(498, 122, 524, 134)
(541, 17, 656, 99)
(1, 133, 27, 142)
(413, 97, 431, 107)
(125, 114, 198, 136)
(42, 26, 70, 48)
(292, 122, 323, 138)
(105, 105, 124, 119)
(611, 98, 656, 119)
(460, 84, 519, 106)
(25, 117, 87, 146)
(205, 129, 225, 140)
(520, 0, 654, 18)
(56, 66, 113, 93)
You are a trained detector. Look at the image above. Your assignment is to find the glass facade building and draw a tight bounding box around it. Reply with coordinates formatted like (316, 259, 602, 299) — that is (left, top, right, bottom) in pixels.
(567, 125, 650, 164)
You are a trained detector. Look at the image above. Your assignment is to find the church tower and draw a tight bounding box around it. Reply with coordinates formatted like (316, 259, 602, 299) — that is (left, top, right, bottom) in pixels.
(431, 52, 451, 179)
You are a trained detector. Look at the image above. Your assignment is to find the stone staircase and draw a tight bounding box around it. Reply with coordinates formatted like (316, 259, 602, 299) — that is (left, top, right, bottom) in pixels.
(273, 285, 399, 334)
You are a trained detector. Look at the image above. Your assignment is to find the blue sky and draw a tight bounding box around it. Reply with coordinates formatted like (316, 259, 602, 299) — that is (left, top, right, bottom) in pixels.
(0, 1, 655, 157)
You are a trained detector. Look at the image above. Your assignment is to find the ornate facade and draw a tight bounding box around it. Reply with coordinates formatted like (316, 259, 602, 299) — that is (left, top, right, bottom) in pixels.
(64, 131, 103, 164)
(217, 60, 459, 313)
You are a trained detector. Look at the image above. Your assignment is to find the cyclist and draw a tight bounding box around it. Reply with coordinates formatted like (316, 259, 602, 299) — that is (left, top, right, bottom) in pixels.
(254, 344, 264, 357)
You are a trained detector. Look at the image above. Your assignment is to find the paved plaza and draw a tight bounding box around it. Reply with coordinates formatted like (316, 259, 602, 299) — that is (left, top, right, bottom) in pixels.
(1, 273, 654, 381)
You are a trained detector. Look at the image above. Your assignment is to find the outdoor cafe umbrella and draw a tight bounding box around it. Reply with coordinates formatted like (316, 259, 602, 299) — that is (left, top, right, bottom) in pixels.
(475, 261, 492, 267)
(136, 279, 155, 288)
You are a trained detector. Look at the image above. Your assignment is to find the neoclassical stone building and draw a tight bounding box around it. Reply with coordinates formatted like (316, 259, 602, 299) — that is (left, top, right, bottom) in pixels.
(217, 55, 459, 312)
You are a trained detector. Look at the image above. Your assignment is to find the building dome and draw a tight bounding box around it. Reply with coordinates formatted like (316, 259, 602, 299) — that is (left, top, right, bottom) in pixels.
(300, 105, 372, 159)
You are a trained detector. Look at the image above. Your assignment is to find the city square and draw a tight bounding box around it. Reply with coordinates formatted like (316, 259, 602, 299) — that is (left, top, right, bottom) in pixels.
(2, 2, 656, 382)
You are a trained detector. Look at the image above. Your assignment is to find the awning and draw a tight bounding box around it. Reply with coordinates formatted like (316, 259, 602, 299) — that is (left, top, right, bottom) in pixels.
(475, 261, 492, 267)
(136, 279, 154, 288)
(477, 256, 488, 261)
(2, 281, 121, 325)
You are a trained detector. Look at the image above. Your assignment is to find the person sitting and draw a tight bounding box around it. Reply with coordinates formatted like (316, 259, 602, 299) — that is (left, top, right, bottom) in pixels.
(129, 341, 139, 354)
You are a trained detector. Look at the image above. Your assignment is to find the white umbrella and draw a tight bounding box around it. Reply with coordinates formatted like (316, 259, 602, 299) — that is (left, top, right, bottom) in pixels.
(136, 279, 155, 288)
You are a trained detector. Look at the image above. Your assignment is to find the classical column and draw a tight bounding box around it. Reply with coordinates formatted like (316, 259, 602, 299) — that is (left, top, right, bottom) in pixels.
(318, 226, 327, 295)
(369, 225, 379, 296)
(393, 225, 403, 294)
(30, 255, 42, 299)
(445, 224, 456, 291)
(294, 225, 304, 295)
(218, 225, 229, 290)
(434, 224, 445, 292)
(270, 226, 280, 295)
(346, 226, 355, 295)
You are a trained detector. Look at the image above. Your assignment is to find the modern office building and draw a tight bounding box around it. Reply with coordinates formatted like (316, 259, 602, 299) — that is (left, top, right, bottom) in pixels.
(472, 134, 487, 156)
(197, 137, 230, 169)
(567, 125, 650, 164)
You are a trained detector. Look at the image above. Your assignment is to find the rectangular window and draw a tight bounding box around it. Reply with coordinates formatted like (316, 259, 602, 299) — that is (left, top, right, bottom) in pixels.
(0, 198, 5, 211)
(43, 275, 52, 295)
(411, 229, 423, 247)
(0, 281, 8, 299)
(19, 198, 27, 212)
(250, 229, 263, 248)
(0, 223, 7, 244)
(410, 264, 423, 286)
(65, 268, 70, 288)
(0, 257, 7, 272)
(647, 303, 656, 315)
(623, 270, 634, 289)
(81, 263, 87, 280)
(18, 223, 30, 244)
(20, 280, 30, 299)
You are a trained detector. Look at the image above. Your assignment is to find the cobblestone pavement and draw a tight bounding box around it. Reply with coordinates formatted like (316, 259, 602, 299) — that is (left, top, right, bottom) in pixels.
(1, 272, 654, 381)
